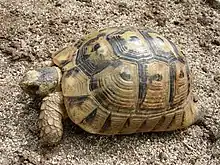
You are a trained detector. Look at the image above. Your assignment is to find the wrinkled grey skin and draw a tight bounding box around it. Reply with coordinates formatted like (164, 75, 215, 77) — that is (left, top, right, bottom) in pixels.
(20, 66, 61, 97)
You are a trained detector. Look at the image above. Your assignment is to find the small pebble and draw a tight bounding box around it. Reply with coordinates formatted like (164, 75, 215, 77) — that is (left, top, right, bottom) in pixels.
(201, 66, 208, 73)
(211, 39, 220, 46)
(214, 74, 220, 84)
(77, 0, 92, 3)
(158, 152, 168, 160)
(212, 139, 220, 158)
(118, 2, 128, 8)
(61, 18, 69, 24)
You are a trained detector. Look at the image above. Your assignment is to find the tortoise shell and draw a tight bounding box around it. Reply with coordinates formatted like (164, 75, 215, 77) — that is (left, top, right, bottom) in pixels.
(53, 27, 198, 135)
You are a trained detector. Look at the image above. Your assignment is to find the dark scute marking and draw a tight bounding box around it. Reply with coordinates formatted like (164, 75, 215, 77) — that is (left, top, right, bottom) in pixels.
(138, 119, 146, 131)
(110, 60, 122, 68)
(167, 113, 178, 129)
(167, 39, 178, 55)
(92, 43, 101, 52)
(152, 116, 166, 131)
(178, 56, 186, 64)
(139, 30, 179, 63)
(138, 29, 156, 56)
(153, 55, 177, 63)
(100, 113, 112, 132)
(95, 61, 111, 73)
(156, 36, 164, 42)
(123, 118, 130, 128)
(169, 63, 176, 104)
(106, 34, 125, 55)
(129, 36, 139, 42)
(76, 32, 106, 65)
(65, 67, 80, 78)
(82, 54, 90, 60)
(78, 59, 110, 77)
(149, 74, 163, 83)
(74, 38, 86, 49)
(59, 60, 70, 68)
(83, 108, 97, 124)
(76, 36, 111, 76)
(137, 63, 147, 109)
(168, 39, 186, 63)
(89, 77, 99, 91)
(179, 70, 184, 78)
(94, 91, 107, 106)
(181, 111, 186, 127)
(66, 95, 88, 107)
(185, 62, 190, 96)
(120, 71, 131, 81)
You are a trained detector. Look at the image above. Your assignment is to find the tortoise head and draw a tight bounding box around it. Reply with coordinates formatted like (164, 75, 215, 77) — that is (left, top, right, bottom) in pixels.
(19, 67, 62, 97)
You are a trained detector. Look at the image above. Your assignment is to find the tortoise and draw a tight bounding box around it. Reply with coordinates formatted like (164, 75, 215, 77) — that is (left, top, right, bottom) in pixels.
(20, 27, 200, 145)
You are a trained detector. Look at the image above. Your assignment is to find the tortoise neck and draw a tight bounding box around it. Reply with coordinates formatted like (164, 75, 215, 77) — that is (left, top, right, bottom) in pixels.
(54, 66, 62, 92)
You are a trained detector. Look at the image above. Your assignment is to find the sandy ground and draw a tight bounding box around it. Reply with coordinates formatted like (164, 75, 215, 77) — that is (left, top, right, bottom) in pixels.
(0, 0, 220, 164)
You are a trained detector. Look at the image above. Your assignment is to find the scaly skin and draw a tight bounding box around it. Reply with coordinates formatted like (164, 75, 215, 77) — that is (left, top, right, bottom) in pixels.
(38, 92, 65, 146)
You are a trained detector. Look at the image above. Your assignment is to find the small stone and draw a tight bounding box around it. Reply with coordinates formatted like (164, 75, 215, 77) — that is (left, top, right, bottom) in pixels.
(214, 74, 220, 84)
(61, 18, 69, 24)
(158, 152, 168, 160)
(1, 47, 14, 55)
(201, 66, 208, 73)
(197, 16, 213, 26)
(10, 41, 20, 49)
(118, 2, 129, 13)
(206, 0, 220, 9)
(173, 20, 184, 26)
(199, 40, 207, 47)
(143, 12, 154, 19)
(174, 0, 184, 4)
(157, 17, 167, 26)
(193, 95, 199, 102)
(189, 158, 197, 164)
(118, 2, 127, 8)
(54, 1, 62, 7)
(212, 139, 220, 158)
(211, 39, 220, 46)
(48, 19, 56, 26)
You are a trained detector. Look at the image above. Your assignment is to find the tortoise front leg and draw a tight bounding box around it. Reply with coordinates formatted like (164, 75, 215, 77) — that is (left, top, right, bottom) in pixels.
(38, 92, 65, 146)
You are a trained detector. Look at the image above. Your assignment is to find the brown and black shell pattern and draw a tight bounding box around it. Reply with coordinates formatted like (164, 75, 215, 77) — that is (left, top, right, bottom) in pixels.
(54, 27, 199, 135)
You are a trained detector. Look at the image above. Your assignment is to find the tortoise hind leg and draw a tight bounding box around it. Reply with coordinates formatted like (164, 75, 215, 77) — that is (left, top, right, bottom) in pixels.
(38, 92, 65, 146)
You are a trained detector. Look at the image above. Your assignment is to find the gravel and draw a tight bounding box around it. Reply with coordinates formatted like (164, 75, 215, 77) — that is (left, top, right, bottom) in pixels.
(0, 0, 220, 164)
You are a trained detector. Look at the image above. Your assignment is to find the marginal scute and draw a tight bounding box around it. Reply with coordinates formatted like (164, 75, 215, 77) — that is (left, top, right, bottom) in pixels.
(53, 46, 77, 68)
(100, 112, 130, 134)
(56, 27, 199, 135)
(65, 96, 98, 124)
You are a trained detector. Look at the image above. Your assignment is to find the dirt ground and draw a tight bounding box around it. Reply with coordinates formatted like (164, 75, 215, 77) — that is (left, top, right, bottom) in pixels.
(0, 0, 220, 164)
